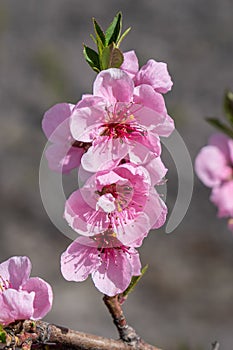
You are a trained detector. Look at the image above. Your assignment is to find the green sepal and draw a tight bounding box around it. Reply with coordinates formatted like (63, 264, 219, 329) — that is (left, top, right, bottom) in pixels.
(92, 18, 105, 54)
(206, 117, 233, 139)
(117, 27, 131, 48)
(122, 264, 148, 298)
(0, 325, 6, 343)
(224, 91, 233, 126)
(83, 45, 100, 72)
(105, 12, 122, 46)
(101, 44, 124, 70)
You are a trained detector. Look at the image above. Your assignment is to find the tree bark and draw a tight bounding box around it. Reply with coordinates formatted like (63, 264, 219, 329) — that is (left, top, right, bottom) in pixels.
(2, 320, 161, 350)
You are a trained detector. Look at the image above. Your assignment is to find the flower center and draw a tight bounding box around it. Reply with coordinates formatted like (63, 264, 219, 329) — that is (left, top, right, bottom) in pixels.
(96, 183, 133, 212)
(100, 122, 146, 140)
(99, 103, 147, 140)
(92, 231, 130, 258)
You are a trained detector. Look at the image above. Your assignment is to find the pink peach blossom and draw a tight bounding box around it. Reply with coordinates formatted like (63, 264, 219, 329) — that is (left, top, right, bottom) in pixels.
(65, 163, 167, 245)
(70, 68, 174, 172)
(42, 103, 90, 173)
(195, 133, 233, 187)
(61, 234, 141, 296)
(0, 256, 53, 325)
(195, 133, 233, 232)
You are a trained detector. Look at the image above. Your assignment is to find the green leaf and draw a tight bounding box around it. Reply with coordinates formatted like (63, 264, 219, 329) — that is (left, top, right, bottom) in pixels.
(206, 117, 233, 139)
(93, 18, 105, 53)
(93, 18, 105, 45)
(117, 27, 131, 47)
(83, 45, 100, 72)
(224, 90, 233, 126)
(105, 12, 122, 45)
(122, 265, 148, 298)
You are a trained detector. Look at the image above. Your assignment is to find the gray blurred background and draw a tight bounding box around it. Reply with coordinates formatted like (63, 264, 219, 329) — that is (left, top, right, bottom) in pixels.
(0, 1, 233, 349)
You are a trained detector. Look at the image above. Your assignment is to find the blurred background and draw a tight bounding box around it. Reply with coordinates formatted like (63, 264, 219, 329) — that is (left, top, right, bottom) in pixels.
(0, 1, 233, 349)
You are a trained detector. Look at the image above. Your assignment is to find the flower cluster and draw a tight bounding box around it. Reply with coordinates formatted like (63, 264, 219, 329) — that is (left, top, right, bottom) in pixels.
(195, 133, 233, 233)
(43, 50, 174, 296)
(0, 256, 53, 325)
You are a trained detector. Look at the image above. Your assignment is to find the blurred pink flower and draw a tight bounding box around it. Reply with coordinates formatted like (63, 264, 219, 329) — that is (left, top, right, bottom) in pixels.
(70, 68, 174, 172)
(42, 103, 90, 173)
(61, 234, 141, 296)
(195, 133, 233, 187)
(195, 133, 233, 232)
(65, 162, 167, 246)
(0, 256, 53, 325)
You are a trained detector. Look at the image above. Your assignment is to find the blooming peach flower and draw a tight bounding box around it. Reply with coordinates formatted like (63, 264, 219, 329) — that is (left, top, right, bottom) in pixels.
(65, 162, 167, 245)
(61, 234, 141, 296)
(70, 68, 174, 172)
(0, 256, 53, 325)
(42, 103, 90, 173)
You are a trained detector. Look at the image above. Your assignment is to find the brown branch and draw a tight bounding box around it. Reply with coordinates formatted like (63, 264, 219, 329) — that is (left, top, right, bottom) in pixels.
(2, 320, 162, 350)
(103, 295, 158, 349)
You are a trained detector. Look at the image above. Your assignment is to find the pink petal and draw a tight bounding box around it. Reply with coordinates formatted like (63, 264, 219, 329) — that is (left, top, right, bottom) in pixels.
(143, 156, 168, 185)
(210, 181, 233, 218)
(121, 50, 139, 78)
(45, 143, 83, 174)
(96, 194, 116, 213)
(42, 103, 74, 142)
(96, 169, 127, 187)
(92, 250, 132, 296)
(127, 144, 164, 179)
(133, 86, 174, 137)
(76, 95, 106, 109)
(135, 59, 173, 94)
(144, 189, 168, 229)
(64, 189, 108, 236)
(61, 238, 99, 282)
(128, 248, 142, 275)
(70, 104, 105, 141)
(81, 138, 129, 172)
(116, 213, 150, 246)
(129, 132, 161, 157)
(0, 289, 34, 325)
(133, 84, 167, 116)
(153, 114, 175, 137)
(93, 68, 134, 104)
(195, 145, 232, 187)
(0, 256, 31, 290)
(22, 277, 53, 320)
